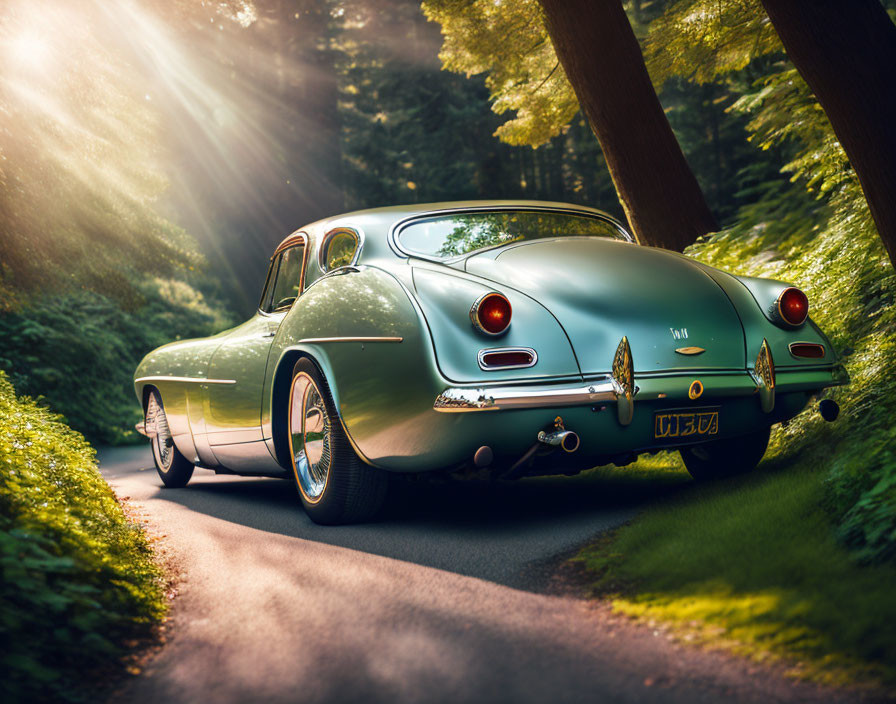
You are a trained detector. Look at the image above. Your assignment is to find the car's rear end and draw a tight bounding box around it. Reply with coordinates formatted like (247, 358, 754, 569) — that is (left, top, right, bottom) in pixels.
(384, 205, 847, 477)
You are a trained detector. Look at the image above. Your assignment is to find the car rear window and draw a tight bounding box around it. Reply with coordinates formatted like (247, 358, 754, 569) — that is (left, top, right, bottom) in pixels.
(397, 210, 628, 259)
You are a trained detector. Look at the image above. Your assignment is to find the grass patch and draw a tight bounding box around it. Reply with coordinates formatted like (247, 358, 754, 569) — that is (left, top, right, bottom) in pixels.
(575, 442, 896, 687)
(0, 371, 166, 703)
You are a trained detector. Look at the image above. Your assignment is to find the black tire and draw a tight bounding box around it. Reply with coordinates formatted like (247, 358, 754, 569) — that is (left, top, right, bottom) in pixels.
(287, 358, 388, 524)
(679, 426, 771, 481)
(146, 390, 194, 488)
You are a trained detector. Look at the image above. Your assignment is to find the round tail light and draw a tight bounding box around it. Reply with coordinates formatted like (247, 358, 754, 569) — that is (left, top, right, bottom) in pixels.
(471, 292, 511, 335)
(777, 287, 809, 327)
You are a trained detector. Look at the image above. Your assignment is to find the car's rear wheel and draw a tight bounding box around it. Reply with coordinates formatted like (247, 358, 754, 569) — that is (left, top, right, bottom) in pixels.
(288, 358, 387, 524)
(679, 426, 771, 481)
(146, 390, 194, 488)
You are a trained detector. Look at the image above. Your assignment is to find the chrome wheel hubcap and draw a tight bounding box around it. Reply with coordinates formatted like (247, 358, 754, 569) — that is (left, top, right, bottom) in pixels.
(147, 393, 174, 471)
(290, 374, 332, 500)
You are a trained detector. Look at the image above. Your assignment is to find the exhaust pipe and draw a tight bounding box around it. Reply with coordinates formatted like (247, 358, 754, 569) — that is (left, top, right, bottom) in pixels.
(819, 398, 840, 422)
(537, 429, 580, 453)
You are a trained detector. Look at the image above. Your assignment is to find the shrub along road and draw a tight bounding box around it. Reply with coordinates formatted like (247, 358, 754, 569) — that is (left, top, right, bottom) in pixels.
(99, 446, 874, 704)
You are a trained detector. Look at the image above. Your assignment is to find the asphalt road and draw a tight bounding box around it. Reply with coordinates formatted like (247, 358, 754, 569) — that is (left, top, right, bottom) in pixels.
(99, 446, 867, 704)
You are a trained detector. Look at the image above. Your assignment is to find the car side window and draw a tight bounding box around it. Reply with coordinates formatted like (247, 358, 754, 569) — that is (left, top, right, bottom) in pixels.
(265, 244, 306, 313)
(258, 257, 279, 312)
(320, 228, 360, 272)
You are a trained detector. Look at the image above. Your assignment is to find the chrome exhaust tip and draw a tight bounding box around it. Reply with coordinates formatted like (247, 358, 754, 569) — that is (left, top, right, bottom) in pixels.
(537, 429, 580, 453)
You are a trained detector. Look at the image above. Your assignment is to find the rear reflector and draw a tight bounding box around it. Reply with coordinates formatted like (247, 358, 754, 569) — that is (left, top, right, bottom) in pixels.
(478, 347, 537, 370)
(789, 342, 825, 359)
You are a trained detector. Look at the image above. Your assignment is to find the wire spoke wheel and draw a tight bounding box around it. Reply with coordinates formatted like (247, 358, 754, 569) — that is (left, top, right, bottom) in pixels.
(287, 359, 388, 524)
(147, 392, 174, 471)
(289, 373, 332, 501)
(146, 389, 194, 488)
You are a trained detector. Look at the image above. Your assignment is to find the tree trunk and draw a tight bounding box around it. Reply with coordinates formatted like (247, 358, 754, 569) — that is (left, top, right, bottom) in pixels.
(760, 0, 896, 270)
(538, 0, 717, 250)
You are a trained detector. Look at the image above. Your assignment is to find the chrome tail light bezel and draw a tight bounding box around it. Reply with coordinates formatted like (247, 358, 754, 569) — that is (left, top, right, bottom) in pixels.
(789, 342, 826, 359)
(775, 287, 809, 328)
(477, 347, 537, 371)
(470, 292, 512, 336)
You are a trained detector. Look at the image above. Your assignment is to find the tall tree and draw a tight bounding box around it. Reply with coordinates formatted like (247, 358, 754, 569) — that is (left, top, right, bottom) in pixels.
(759, 0, 896, 270)
(537, 0, 717, 250)
(424, 0, 717, 250)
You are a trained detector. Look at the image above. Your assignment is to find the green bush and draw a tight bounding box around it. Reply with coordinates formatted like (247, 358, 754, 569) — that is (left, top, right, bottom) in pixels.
(688, 198, 896, 564)
(0, 282, 232, 445)
(0, 371, 165, 703)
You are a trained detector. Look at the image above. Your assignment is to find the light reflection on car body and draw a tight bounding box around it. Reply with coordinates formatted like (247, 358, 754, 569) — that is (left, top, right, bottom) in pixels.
(134, 201, 848, 520)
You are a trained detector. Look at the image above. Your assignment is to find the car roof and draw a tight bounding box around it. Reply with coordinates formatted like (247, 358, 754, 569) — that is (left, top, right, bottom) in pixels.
(273, 200, 628, 257)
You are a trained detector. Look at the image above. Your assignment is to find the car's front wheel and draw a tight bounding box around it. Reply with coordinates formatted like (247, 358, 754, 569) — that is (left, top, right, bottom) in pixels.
(679, 426, 771, 481)
(288, 358, 388, 524)
(146, 390, 194, 488)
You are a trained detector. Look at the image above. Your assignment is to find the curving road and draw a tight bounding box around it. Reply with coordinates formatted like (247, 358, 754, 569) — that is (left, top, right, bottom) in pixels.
(99, 446, 868, 704)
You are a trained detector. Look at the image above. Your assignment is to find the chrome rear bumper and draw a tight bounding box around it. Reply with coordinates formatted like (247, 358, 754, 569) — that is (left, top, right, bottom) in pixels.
(433, 379, 617, 412)
(433, 363, 848, 414)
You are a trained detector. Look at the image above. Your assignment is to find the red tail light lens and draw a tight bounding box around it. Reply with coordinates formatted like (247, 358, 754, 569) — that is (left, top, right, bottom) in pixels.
(789, 342, 825, 359)
(471, 293, 511, 335)
(479, 348, 536, 369)
(778, 287, 809, 327)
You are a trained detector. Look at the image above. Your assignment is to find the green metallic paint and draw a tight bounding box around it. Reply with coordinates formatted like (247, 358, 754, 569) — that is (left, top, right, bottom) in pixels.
(465, 238, 747, 374)
(694, 265, 836, 368)
(411, 264, 580, 383)
(206, 312, 283, 443)
(134, 200, 847, 477)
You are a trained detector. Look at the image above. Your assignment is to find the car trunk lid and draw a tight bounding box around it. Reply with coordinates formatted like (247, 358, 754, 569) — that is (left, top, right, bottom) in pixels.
(464, 238, 746, 374)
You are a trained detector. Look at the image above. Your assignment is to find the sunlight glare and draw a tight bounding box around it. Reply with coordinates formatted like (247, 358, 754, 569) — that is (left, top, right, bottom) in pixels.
(10, 32, 51, 70)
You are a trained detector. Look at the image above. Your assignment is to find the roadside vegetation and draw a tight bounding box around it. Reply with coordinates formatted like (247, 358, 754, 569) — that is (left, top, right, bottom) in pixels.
(2, 0, 895, 695)
(0, 372, 166, 702)
(577, 451, 896, 686)
(571, 31, 896, 682)
(421, 0, 896, 687)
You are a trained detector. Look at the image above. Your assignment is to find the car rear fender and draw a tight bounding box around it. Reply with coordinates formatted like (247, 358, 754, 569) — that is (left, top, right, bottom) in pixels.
(692, 265, 838, 367)
(266, 265, 447, 468)
(409, 263, 581, 383)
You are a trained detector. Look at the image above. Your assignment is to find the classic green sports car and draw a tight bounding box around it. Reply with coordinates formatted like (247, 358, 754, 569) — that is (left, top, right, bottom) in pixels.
(135, 201, 847, 524)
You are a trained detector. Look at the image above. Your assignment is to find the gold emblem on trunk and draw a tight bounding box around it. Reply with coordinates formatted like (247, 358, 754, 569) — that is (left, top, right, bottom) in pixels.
(675, 346, 706, 355)
(688, 380, 704, 400)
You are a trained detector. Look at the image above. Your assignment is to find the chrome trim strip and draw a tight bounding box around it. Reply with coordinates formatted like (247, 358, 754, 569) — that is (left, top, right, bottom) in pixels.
(433, 378, 617, 413)
(135, 375, 237, 385)
(435, 362, 846, 414)
(387, 204, 634, 263)
(477, 347, 538, 371)
(297, 337, 403, 344)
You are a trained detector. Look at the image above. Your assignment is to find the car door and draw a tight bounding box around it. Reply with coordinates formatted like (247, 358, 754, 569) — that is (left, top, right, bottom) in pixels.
(205, 238, 308, 472)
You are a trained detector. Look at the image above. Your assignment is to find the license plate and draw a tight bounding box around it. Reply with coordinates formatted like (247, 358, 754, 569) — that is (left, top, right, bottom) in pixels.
(654, 408, 719, 441)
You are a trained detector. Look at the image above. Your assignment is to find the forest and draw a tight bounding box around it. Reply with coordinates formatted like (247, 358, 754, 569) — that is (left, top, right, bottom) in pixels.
(2, 0, 896, 698)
